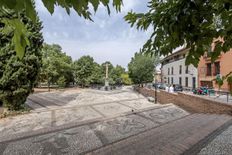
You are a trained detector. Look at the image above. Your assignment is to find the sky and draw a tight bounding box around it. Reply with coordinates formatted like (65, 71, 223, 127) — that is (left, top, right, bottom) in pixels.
(35, 0, 151, 68)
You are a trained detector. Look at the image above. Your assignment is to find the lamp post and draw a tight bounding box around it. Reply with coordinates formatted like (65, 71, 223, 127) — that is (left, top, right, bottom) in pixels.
(155, 84, 157, 103)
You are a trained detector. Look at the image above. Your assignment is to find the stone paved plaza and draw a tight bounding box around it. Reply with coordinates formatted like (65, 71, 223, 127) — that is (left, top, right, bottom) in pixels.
(0, 86, 232, 154)
(0, 87, 167, 139)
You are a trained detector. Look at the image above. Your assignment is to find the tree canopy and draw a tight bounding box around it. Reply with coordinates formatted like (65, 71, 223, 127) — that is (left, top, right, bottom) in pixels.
(128, 52, 156, 85)
(38, 43, 74, 88)
(73, 55, 96, 87)
(125, 0, 232, 66)
(73, 57, 126, 87)
(0, 0, 123, 59)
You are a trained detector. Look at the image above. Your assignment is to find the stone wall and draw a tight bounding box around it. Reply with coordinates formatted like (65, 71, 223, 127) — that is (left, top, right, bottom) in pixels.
(135, 87, 232, 115)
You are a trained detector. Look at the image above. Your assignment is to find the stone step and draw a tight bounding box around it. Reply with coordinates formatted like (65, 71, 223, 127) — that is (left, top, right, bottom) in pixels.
(87, 114, 232, 155)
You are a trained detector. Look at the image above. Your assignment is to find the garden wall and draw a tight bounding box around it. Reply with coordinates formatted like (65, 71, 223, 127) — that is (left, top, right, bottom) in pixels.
(135, 87, 232, 115)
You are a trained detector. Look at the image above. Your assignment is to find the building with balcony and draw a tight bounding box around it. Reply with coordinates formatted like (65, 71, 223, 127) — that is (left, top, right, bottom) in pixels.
(198, 49, 232, 91)
(161, 48, 198, 89)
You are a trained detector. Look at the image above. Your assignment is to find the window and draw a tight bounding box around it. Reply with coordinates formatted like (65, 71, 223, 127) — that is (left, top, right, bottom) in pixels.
(185, 77, 188, 87)
(168, 68, 170, 75)
(171, 67, 174, 75)
(185, 66, 189, 74)
(168, 77, 170, 84)
(179, 65, 182, 74)
(214, 62, 220, 75)
(206, 63, 212, 76)
(171, 77, 174, 84)
(179, 77, 182, 85)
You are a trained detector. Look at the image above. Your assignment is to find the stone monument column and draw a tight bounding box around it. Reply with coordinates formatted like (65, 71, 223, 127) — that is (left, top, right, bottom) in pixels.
(105, 63, 109, 88)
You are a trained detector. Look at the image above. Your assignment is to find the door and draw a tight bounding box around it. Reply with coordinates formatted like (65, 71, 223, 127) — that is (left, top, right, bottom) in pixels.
(192, 77, 196, 89)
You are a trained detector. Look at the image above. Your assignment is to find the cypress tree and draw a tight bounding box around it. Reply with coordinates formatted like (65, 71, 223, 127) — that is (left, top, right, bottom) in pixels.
(0, 9, 43, 110)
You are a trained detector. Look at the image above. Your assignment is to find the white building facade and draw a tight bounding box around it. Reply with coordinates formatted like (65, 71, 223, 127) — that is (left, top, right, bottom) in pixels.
(161, 48, 198, 89)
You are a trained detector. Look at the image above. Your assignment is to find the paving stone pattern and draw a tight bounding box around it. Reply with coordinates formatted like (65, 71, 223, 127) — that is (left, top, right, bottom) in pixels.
(0, 87, 161, 140)
(88, 114, 232, 155)
(0, 104, 190, 155)
(1, 87, 231, 155)
(198, 125, 232, 155)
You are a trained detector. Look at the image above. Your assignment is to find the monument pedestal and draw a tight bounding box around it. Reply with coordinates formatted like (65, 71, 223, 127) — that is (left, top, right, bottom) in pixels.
(104, 80, 109, 91)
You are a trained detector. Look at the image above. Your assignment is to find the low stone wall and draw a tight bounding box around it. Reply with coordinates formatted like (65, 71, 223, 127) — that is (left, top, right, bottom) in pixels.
(135, 87, 232, 115)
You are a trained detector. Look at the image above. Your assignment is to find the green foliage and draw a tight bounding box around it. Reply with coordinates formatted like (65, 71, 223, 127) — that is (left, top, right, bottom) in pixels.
(121, 73, 132, 85)
(90, 63, 104, 85)
(101, 62, 126, 85)
(125, 0, 232, 66)
(227, 76, 232, 95)
(0, 10, 43, 110)
(57, 76, 66, 88)
(215, 78, 224, 89)
(73, 56, 95, 87)
(38, 44, 74, 87)
(0, 0, 122, 58)
(73, 58, 126, 87)
(227, 76, 232, 85)
(101, 61, 114, 76)
(110, 65, 125, 85)
(128, 52, 156, 85)
(213, 71, 232, 90)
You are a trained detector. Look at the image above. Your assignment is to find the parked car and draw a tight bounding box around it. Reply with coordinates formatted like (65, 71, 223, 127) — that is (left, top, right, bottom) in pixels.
(159, 83, 167, 90)
(153, 82, 161, 89)
(173, 84, 183, 92)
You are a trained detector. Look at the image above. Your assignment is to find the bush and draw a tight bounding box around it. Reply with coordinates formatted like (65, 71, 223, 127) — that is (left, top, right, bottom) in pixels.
(121, 73, 132, 85)
(0, 11, 43, 110)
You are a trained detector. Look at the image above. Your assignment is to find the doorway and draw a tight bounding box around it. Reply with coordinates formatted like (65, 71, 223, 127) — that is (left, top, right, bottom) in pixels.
(192, 77, 196, 89)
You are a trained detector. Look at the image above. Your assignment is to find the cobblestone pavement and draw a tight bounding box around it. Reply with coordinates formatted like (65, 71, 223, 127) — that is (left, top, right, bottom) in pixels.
(198, 125, 232, 155)
(0, 103, 190, 155)
(1, 86, 231, 155)
(1, 108, 231, 155)
(0, 87, 164, 140)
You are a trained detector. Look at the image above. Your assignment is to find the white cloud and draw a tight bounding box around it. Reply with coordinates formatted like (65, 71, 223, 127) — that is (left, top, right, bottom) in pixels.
(121, 0, 139, 13)
(46, 37, 148, 68)
(37, 0, 151, 68)
(35, 0, 48, 14)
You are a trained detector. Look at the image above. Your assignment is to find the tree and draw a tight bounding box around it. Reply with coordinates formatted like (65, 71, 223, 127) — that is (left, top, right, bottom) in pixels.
(38, 44, 74, 88)
(214, 71, 232, 91)
(0, 0, 123, 58)
(110, 65, 126, 85)
(73, 56, 95, 87)
(121, 73, 132, 85)
(125, 0, 232, 66)
(128, 53, 156, 86)
(90, 62, 104, 85)
(0, 10, 43, 110)
(227, 76, 232, 95)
